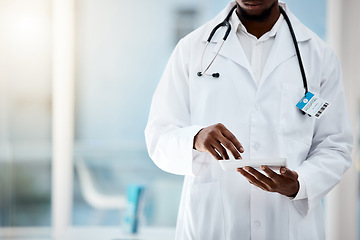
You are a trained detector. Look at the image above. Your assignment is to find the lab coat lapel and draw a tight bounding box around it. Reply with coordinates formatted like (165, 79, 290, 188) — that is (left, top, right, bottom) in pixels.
(210, 27, 255, 81)
(260, 7, 312, 88)
(260, 23, 296, 88)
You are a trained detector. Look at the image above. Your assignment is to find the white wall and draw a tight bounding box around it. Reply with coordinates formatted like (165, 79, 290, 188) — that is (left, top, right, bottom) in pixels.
(326, 0, 360, 239)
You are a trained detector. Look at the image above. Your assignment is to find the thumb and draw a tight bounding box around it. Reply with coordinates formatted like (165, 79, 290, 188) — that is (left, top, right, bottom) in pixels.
(280, 167, 298, 180)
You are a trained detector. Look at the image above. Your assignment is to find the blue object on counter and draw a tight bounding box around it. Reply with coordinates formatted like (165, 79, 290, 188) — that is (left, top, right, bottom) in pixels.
(123, 184, 145, 234)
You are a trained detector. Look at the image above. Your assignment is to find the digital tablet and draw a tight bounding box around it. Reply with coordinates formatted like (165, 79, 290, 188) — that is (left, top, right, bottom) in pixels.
(218, 158, 287, 172)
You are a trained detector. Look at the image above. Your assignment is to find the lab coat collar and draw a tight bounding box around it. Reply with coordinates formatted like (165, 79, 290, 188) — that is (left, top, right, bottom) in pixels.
(260, 2, 313, 86)
(200, 1, 312, 86)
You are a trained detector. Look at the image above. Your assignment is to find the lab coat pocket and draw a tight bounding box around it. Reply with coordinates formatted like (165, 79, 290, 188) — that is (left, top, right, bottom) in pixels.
(189, 181, 225, 240)
(280, 84, 316, 146)
(288, 201, 325, 240)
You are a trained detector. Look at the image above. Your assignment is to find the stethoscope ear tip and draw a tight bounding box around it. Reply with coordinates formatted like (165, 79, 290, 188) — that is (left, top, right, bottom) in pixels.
(197, 72, 202, 77)
(212, 73, 220, 78)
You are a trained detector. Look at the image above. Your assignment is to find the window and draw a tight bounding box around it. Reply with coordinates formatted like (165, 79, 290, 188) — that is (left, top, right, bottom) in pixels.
(0, 0, 52, 237)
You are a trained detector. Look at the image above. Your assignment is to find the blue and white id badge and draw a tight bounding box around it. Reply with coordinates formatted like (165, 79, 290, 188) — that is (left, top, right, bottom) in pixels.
(296, 92, 330, 118)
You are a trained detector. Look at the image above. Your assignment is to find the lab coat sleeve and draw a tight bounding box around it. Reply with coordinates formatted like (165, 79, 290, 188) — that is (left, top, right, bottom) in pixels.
(145, 38, 208, 176)
(292, 176, 307, 200)
(292, 47, 353, 216)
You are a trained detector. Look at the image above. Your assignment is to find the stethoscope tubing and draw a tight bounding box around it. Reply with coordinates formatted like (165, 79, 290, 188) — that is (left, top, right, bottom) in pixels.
(279, 7, 308, 94)
(198, 5, 309, 96)
(198, 5, 236, 78)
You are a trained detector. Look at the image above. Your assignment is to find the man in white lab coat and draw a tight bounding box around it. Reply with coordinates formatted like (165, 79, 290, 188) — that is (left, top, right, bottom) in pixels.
(145, 0, 353, 239)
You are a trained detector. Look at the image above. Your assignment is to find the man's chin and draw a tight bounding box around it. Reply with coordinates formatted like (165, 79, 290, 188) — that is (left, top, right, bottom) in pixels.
(237, 3, 276, 22)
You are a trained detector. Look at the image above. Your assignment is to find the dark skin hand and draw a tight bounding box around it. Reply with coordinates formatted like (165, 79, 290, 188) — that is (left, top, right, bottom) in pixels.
(238, 166, 299, 197)
(193, 123, 244, 160)
(193, 123, 300, 197)
(236, 0, 281, 39)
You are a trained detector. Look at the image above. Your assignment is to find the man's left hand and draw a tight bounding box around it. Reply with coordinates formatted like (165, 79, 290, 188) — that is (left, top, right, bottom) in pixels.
(237, 166, 299, 198)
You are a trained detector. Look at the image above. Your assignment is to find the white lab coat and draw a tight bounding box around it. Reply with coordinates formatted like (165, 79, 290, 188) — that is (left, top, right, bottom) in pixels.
(145, 2, 353, 240)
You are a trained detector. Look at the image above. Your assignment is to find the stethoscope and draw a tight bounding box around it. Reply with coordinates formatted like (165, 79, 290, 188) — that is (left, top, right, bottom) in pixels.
(197, 5, 308, 95)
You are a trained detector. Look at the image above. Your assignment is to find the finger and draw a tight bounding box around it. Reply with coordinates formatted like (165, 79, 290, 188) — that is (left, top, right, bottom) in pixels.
(221, 128, 244, 153)
(261, 165, 281, 183)
(211, 142, 229, 160)
(237, 168, 268, 191)
(280, 167, 298, 180)
(244, 167, 275, 188)
(207, 145, 223, 160)
(219, 136, 242, 159)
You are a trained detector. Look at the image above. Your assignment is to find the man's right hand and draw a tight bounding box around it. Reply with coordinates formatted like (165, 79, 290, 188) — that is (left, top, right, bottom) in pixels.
(193, 123, 244, 160)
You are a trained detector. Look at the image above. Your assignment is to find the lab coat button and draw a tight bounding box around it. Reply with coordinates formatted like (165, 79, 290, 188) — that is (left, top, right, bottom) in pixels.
(254, 103, 260, 110)
(253, 143, 260, 150)
(254, 220, 261, 229)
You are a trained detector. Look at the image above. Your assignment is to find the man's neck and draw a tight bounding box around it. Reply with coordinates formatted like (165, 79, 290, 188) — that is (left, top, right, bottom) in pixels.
(236, 4, 281, 39)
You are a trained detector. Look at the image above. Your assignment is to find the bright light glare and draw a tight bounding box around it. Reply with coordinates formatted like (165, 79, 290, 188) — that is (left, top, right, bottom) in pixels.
(14, 16, 43, 38)
(0, 1, 50, 52)
(0, 0, 51, 93)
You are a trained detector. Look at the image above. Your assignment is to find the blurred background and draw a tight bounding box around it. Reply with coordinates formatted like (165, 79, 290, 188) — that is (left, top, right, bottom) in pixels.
(0, 0, 359, 239)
